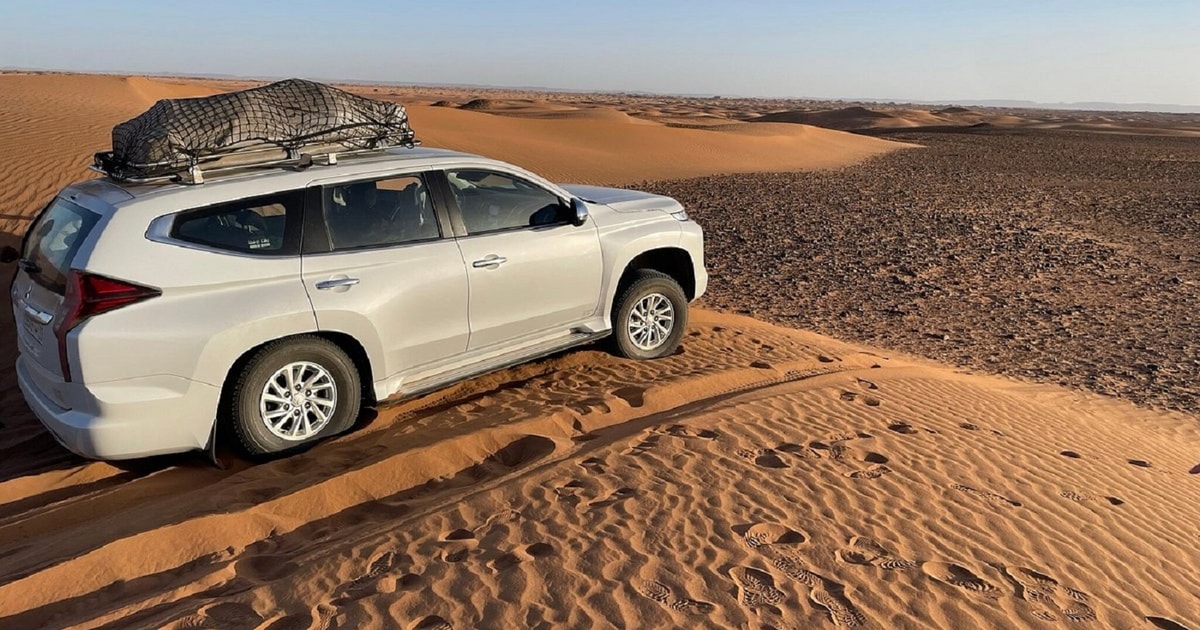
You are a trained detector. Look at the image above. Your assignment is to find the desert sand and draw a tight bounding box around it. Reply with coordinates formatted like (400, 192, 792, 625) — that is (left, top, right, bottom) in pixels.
(0, 74, 1197, 630)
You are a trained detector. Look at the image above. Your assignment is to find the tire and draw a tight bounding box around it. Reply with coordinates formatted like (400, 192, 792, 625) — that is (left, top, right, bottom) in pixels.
(226, 335, 361, 457)
(610, 269, 689, 360)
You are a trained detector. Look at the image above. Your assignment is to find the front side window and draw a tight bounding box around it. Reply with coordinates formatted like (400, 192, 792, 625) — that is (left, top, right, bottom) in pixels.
(173, 191, 300, 255)
(323, 174, 440, 250)
(446, 170, 566, 234)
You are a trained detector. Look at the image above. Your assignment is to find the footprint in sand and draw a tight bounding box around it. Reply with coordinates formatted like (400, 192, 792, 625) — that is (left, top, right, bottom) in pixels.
(728, 565, 786, 612)
(735, 447, 790, 469)
(809, 441, 848, 461)
(634, 578, 716, 616)
(440, 528, 476, 542)
(836, 537, 918, 571)
(993, 564, 1096, 623)
(554, 479, 586, 506)
(809, 580, 866, 628)
(776, 442, 823, 458)
(486, 541, 556, 573)
(588, 487, 636, 510)
(333, 551, 400, 603)
(488, 552, 522, 572)
(437, 530, 477, 563)
(410, 615, 452, 630)
(826, 431, 874, 442)
(763, 554, 864, 628)
(1128, 459, 1152, 468)
(627, 433, 662, 454)
(951, 483, 1022, 507)
(921, 561, 1000, 599)
(844, 464, 893, 479)
(856, 378, 879, 390)
(1060, 490, 1097, 503)
(771, 553, 817, 585)
(840, 391, 882, 406)
(664, 424, 720, 440)
(737, 522, 808, 549)
(196, 602, 264, 628)
(888, 422, 919, 435)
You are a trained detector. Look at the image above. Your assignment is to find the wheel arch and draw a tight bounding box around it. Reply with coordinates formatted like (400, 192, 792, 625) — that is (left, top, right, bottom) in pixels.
(614, 247, 697, 305)
(216, 331, 377, 432)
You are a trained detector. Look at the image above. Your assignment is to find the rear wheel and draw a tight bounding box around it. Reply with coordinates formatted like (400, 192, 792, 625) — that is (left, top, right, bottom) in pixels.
(610, 270, 688, 360)
(227, 336, 361, 456)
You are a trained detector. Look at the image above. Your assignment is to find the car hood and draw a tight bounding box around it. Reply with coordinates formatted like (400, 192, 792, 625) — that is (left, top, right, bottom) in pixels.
(560, 184, 682, 214)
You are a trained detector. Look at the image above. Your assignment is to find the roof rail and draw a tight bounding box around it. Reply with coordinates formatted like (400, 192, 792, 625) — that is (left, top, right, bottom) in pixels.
(90, 143, 415, 185)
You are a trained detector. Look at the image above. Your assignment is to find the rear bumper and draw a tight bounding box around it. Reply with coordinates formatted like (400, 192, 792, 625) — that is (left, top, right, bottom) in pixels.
(16, 355, 221, 460)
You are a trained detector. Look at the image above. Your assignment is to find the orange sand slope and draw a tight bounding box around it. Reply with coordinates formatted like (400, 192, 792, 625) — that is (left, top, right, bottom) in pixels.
(0, 311, 1196, 629)
(0, 74, 910, 232)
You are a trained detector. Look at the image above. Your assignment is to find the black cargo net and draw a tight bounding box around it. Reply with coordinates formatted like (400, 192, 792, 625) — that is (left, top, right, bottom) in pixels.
(95, 79, 418, 181)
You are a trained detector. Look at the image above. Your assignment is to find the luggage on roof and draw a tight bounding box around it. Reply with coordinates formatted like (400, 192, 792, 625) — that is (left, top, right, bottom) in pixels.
(93, 78, 418, 183)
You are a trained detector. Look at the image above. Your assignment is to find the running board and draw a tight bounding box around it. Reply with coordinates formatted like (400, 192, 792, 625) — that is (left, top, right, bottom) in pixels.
(388, 330, 610, 404)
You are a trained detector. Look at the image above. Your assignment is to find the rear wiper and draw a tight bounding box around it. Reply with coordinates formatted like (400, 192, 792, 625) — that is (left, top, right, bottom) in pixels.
(18, 258, 41, 274)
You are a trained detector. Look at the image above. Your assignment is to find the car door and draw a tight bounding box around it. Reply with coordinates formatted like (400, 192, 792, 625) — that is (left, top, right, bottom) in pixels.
(301, 172, 469, 383)
(440, 168, 603, 351)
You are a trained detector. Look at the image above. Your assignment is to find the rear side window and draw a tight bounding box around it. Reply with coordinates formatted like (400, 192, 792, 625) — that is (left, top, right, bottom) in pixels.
(22, 198, 101, 294)
(172, 191, 302, 255)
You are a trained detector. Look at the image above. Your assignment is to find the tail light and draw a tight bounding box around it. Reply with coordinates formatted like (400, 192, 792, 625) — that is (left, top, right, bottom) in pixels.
(54, 271, 161, 381)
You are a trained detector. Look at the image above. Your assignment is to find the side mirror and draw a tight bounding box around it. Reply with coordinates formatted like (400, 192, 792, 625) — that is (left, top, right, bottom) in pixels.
(0, 246, 18, 264)
(570, 198, 589, 227)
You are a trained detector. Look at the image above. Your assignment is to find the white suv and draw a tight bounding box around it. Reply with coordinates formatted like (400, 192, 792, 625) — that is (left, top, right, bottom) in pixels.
(7, 148, 706, 459)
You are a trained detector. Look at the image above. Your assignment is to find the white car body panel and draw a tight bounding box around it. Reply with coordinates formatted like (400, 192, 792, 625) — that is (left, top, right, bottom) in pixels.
(10, 148, 706, 460)
(301, 241, 471, 392)
(456, 222, 604, 350)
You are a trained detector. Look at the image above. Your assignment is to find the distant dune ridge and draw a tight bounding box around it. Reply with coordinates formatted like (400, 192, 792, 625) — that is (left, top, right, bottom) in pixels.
(0, 73, 1196, 630)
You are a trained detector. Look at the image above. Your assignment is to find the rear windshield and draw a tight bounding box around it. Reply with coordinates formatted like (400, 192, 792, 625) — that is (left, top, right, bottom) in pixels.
(22, 198, 101, 294)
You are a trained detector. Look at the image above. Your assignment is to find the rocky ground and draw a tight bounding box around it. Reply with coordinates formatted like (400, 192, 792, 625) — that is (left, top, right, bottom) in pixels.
(641, 129, 1200, 414)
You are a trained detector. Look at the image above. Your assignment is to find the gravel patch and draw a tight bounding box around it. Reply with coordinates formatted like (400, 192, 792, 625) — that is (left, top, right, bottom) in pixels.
(639, 129, 1200, 413)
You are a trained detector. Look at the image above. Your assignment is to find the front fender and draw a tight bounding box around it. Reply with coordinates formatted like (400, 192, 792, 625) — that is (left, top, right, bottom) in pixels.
(597, 221, 684, 328)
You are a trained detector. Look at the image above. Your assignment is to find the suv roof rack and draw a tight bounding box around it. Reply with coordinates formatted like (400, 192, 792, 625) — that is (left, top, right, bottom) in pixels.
(92, 78, 419, 185)
(90, 144, 411, 185)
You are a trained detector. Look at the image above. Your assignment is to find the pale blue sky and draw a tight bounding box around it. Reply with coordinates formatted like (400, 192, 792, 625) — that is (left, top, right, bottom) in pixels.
(2, 0, 1197, 105)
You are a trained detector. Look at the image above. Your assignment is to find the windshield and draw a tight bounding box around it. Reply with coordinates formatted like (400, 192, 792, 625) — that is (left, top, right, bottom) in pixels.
(22, 197, 100, 295)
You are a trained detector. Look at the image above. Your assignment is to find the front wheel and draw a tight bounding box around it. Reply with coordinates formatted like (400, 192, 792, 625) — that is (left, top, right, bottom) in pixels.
(610, 270, 688, 360)
(226, 336, 361, 457)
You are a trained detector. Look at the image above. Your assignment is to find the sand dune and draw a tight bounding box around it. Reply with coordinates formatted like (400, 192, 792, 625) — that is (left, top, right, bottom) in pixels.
(0, 75, 910, 229)
(0, 311, 1196, 629)
(0, 74, 1197, 630)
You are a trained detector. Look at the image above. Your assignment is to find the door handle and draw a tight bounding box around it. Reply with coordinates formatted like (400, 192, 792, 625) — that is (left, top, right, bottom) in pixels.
(315, 277, 360, 290)
(472, 255, 508, 269)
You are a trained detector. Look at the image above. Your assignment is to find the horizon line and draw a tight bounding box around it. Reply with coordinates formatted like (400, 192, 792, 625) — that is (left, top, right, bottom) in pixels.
(4, 65, 1200, 115)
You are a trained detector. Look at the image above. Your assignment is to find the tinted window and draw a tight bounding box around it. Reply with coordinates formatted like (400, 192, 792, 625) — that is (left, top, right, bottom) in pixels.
(173, 192, 299, 254)
(324, 174, 440, 250)
(23, 198, 101, 294)
(446, 170, 566, 234)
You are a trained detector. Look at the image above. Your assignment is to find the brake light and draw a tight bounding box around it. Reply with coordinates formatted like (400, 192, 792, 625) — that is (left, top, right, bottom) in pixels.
(54, 271, 161, 381)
